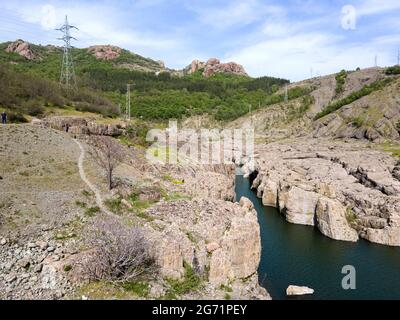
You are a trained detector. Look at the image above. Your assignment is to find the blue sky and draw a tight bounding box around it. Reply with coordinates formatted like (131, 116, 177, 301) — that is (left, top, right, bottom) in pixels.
(0, 0, 399, 81)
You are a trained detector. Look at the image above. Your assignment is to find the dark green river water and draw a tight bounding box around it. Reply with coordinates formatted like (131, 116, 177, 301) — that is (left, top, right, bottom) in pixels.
(235, 175, 400, 300)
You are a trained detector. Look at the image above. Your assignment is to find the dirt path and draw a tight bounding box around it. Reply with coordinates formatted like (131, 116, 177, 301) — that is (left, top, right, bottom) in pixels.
(73, 139, 113, 215)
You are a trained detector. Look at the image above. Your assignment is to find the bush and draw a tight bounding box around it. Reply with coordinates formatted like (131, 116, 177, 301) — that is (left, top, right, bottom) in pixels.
(350, 117, 364, 128)
(82, 216, 156, 283)
(8, 112, 28, 123)
(335, 70, 347, 95)
(385, 65, 400, 75)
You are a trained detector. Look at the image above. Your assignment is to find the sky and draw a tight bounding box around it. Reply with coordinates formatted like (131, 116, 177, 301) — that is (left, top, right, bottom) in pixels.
(0, 0, 399, 81)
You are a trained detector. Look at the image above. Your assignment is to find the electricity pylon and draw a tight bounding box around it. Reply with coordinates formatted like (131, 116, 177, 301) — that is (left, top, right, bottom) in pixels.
(284, 84, 288, 102)
(126, 84, 131, 120)
(397, 49, 400, 66)
(57, 15, 78, 89)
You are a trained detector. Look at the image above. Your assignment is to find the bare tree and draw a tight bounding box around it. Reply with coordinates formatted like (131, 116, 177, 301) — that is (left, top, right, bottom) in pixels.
(87, 136, 125, 190)
(82, 216, 156, 283)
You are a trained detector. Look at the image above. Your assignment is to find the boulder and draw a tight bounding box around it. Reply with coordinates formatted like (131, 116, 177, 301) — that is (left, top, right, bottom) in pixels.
(262, 180, 278, 207)
(279, 185, 319, 226)
(286, 285, 314, 296)
(316, 197, 359, 242)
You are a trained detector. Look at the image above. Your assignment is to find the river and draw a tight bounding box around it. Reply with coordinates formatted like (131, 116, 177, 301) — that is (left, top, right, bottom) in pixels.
(235, 174, 400, 300)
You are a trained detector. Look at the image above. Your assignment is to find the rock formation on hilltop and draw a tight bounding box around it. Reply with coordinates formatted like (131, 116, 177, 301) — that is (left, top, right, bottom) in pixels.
(87, 45, 122, 61)
(186, 58, 248, 77)
(5, 40, 37, 60)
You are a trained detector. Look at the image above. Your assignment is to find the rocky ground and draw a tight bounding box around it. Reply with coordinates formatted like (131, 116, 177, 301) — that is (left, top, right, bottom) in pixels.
(0, 123, 269, 300)
(246, 138, 400, 246)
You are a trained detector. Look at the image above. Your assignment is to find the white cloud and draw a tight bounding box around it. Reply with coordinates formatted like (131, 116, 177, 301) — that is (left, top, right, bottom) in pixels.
(187, 0, 285, 30)
(357, 0, 400, 17)
(226, 31, 394, 81)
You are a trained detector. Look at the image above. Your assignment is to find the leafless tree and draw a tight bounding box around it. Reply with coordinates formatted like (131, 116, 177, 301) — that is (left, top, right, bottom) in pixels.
(87, 136, 125, 190)
(82, 215, 156, 283)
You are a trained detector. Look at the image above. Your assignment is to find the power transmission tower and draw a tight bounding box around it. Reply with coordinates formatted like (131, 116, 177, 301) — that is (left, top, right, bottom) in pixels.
(126, 84, 131, 120)
(57, 15, 78, 89)
(397, 49, 400, 65)
(284, 84, 288, 102)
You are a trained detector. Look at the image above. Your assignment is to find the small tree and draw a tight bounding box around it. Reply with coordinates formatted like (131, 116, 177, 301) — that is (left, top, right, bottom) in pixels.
(88, 136, 125, 190)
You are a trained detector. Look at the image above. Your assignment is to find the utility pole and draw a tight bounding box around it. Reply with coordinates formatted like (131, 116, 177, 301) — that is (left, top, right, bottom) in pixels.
(126, 84, 131, 121)
(374, 55, 378, 67)
(57, 15, 78, 89)
(284, 84, 288, 102)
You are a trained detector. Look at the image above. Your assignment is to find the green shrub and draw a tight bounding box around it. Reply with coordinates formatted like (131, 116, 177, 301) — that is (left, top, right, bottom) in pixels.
(164, 262, 202, 299)
(335, 70, 347, 95)
(385, 65, 400, 75)
(85, 206, 100, 217)
(8, 112, 28, 123)
(122, 281, 150, 297)
(350, 117, 364, 128)
(63, 265, 73, 272)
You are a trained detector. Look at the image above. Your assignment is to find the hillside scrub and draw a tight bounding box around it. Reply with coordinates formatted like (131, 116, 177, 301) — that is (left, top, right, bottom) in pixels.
(0, 64, 118, 117)
(385, 65, 400, 75)
(335, 70, 347, 95)
(315, 78, 394, 120)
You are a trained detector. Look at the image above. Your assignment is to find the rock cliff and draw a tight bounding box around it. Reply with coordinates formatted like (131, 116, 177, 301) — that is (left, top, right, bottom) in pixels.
(247, 139, 400, 246)
(186, 58, 248, 77)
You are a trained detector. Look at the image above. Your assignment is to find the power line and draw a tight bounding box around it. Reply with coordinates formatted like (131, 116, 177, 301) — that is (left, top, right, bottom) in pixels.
(56, 15, 78, 89)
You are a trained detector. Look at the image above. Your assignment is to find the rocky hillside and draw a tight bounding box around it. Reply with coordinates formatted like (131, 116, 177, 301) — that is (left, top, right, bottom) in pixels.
(229, 67, 400, 143)
(0, 123, 269, 300)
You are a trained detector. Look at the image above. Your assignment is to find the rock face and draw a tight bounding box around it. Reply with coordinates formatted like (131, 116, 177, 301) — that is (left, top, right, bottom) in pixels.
(146, 197, 261, 287)
(247, 139, 400, 246)
(286, 285, 314, 296)
(187, 58, 248, 77)
(40, 116, 124, 137)
(6, 40, 37, 60)
(88, 45, 122, 60)
(316, 197, 359, 242)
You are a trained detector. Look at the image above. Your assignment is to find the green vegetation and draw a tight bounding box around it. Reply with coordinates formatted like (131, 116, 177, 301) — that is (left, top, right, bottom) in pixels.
(122, 281, 150, 298)
(105, 197, 123, 214)
(379, 142, 400, 158)
(315, 78, 394, 120)
(164, 262, 202, 299)
(345, 208, 358, 225)
(219, 284, 233, 292)
(349, 117, 364, 128)
(224, 293, 232, 300)
(0, 64, 118, 120)
(85, 206, 100, 217)
(335, 70, 347, 95)
(0, 41, 290, 122)
(75, 200, 87, 209)
(385, 65, 400, 75)
(63, 264, 73, 272)
(286, 95, 314, 122)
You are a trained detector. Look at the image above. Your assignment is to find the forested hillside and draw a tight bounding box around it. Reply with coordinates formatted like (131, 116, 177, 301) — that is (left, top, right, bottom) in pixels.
(0, 40, 291, 122)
